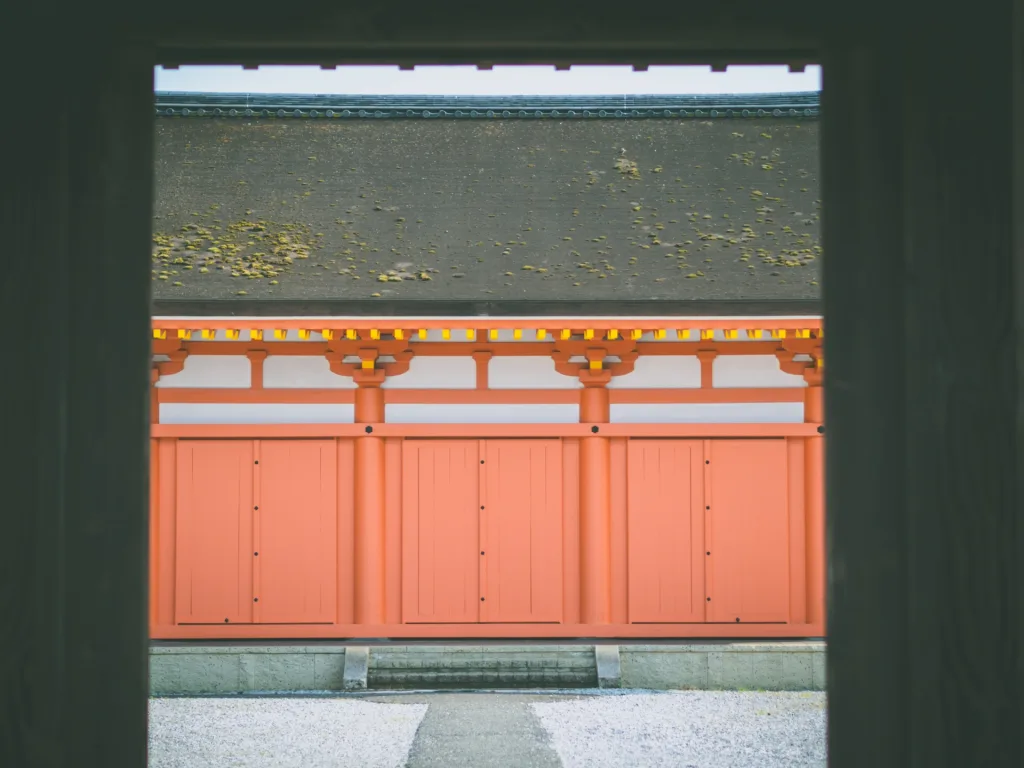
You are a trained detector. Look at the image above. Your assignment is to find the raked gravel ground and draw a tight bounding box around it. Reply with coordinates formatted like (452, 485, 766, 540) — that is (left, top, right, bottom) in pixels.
(532, 691, 827, 768)
(148, 698, 427, 768)
(149, 691, 826, 768)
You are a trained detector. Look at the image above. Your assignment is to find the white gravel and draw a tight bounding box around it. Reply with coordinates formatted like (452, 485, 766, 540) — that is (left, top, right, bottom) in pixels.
(148, 698, 427, 768)
(532, 691, 827, 768)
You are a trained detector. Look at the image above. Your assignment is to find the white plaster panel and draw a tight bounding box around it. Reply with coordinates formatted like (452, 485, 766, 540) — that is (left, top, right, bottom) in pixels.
(607, 355, 702, 389)
(159, 403, 355, 424)
(154, 355, 251, 388)
(610, 402, 805, 423)
(382, 356, 477, 389)
(713, 354, 807, 388)
(488, 356, 581, 389)
(385, 404, 579, 423)
(262, 356, 356, 389)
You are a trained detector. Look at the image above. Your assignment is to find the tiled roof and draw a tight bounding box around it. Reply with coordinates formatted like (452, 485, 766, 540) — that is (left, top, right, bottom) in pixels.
(152, 94, 820, 314)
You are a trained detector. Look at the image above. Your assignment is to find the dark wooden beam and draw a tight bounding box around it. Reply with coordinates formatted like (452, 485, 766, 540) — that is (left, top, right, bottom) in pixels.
(0, 32, 153, 767)
(145, 0, 823, 65)
(824, 6, 1023, 766)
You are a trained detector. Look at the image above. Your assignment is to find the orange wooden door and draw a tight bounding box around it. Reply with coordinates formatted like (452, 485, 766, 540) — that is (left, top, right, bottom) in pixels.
(255, 440, 338, 624)
(174, 440, 254, 624)
(626, 440, 705, 622)
(480, 440, 563, 623)
(706, 439, 790, 623)
(402, 440, 480, 622)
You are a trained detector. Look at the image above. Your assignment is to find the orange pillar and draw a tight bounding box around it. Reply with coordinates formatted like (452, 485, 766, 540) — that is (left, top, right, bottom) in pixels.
(804, 382, 826, 630)
(579, 379, 612, 624)
(354, 376, 386, 625)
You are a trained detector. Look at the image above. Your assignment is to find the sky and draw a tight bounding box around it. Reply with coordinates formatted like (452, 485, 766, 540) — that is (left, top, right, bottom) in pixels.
(154, 64, 821, 96)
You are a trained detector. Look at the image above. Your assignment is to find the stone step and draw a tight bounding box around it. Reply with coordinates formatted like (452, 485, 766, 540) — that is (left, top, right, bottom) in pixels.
(368, 646, 598, 689)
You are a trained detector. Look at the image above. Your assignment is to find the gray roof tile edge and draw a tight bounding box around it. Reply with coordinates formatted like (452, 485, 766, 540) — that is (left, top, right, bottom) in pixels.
(154, 91, 821, 120)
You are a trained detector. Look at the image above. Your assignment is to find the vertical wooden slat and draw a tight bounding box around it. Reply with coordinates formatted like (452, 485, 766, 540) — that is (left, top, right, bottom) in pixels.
(384, 437, 404, 624)
(786, 438, 807, 626)
(609, 437, 629, 624)
(561, 438, 581, 625)
(336, 438, 356, 625)
(157, 439, 178, 628)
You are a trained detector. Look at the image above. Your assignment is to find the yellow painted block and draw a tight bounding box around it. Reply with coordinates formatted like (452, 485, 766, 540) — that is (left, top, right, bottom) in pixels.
(321, 329, 333, 341)
(513, 329, 522, 340)
(201, 329, 216, 340)
(394, 329, 405, 340)
(360, 359, 374, 369)
(654, 329, 667, 340)
(418, 329, 427, 340)
(177, 329, 192, 340)
(152, 329, 166, 340)
(589, 359, 602, 370)
(226, 329, 240, 340)
(724, 329, 738, 339)
(466, 329, 476, 341)
(298, 329, 311, 340)
(584, 329, 595, 340)
(631, 329, 643, 340)
(273, 329, 288, 340)
(608, 329, 619, 340)
(700, 329, 714, 340)
(676, 329, 690, 340)
(370, 329, 380, 340)
(537, 329, 547, 340)
(442, 329, 451, 340)
(489, 329, 499, 341)
(346, 329, 357, 340)
(747, 329, 763, 339)
(771, 329, 787, 339)
(561, 329, 572, 340)
(250, 329, 263, 341)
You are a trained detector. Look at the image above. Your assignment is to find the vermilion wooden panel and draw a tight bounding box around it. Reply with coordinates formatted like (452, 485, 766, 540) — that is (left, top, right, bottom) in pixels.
(174, 440, 254, 624)
(156, 438, 177, 627)
(609, 437, 630, 624)
(560, 438, 580, 625)
(384, 437, 404, 624)
(336, 438, 356, 625)
(706, 439, 790, 623)
(480, 440, 563, 623)
(402, 440, 480, 622)
(256, 440, 338, 623)
(627, 440, 706, 622)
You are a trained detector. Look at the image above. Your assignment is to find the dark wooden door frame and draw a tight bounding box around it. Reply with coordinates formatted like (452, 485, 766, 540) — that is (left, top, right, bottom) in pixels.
(2, 3, 1021, 766)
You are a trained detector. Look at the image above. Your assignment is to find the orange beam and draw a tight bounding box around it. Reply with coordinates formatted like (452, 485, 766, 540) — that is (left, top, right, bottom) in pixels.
(151, 621, 826, 639)
(150, 422, 821, 439)
(152, 339, 800, 357)
(153, 318, 823, 332)
(155, 387, 806, 406)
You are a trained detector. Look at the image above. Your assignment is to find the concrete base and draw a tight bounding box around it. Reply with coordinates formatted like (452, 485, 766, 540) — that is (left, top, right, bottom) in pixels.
(150, 641, 825, 695)
(343, 647, 369, 691)
(594, 645, 622, 689)
(620, 643, 826, 691)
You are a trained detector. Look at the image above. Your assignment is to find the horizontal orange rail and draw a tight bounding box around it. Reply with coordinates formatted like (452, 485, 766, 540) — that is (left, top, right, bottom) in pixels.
(150, 423, 820, 438)
(153, 317, 823, 332)
(152, 340, 810, 357)
(152, 622, 825, 640)
(155, 387, 805, 405)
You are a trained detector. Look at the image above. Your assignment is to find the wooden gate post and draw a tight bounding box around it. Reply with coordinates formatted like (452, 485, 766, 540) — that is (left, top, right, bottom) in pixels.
(579, 377, 613, 624)
(353, 372, 386, 625)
